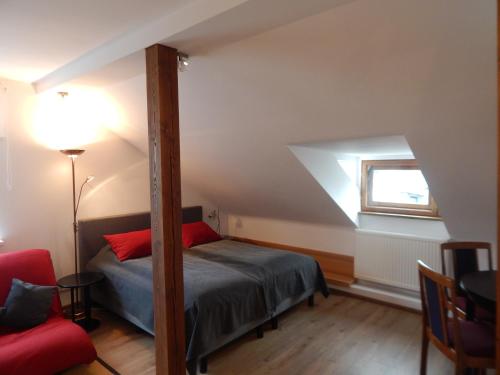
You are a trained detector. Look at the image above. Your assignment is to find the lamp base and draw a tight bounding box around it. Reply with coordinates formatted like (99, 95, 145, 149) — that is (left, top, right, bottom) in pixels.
(75, 317, 101, 332)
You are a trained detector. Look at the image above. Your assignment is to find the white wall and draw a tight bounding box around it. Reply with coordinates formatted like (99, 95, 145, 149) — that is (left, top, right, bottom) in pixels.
(226, 213, 449, 255)
(101, 0, 496, 251)
(358, 214, 449, 241)
(0, 0, 490, 299)
(0, 78, 219, 279)
(0, 79, 151, 277)
(220, 0, 493, 269)
(227, 214, 356, 256)
(78, 158, 225, 232)
(184, 0, 496, 244)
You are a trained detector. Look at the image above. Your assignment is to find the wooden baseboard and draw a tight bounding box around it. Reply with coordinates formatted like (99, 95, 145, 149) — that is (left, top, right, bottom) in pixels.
(229, 236, 355, 286)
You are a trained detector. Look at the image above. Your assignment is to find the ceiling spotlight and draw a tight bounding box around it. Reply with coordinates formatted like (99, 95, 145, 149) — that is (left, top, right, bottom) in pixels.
(178, 52, 190, 72)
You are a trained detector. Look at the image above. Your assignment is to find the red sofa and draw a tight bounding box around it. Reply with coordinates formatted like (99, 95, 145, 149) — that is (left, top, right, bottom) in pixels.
(0, 249, 97, 375)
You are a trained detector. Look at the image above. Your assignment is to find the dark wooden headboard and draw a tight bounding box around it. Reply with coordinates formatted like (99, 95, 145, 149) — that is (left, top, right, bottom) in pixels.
(78, 206, 202, 270)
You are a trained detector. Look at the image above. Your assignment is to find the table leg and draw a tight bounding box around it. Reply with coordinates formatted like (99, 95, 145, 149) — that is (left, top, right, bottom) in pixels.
(84, 285, 91, 325)
(70, 288, 75, 322)
(77, 285, 100, 332)
(465, 298, 475, 321)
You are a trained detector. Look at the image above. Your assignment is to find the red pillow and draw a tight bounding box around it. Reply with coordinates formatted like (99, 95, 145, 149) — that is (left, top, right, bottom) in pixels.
(182, 221, 221, 248)
(103, 229, 152, 261)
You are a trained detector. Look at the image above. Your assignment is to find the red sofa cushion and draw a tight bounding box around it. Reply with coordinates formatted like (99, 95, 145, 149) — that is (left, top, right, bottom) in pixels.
(0, 249, 97, 374)
(0, 316, 97, 375)
(182, 221, 222, 248)
(0, 249, 62, 317)
(104, 229, 152, 261)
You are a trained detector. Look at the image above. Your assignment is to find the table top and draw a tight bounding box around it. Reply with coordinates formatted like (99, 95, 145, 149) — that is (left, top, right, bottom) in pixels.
(57, 272, 104, 288)
(460, 270, 496, 305)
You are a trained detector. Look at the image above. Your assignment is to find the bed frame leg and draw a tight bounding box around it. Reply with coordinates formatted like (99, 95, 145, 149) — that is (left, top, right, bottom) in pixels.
(200, 357, 208, 374)
(271, 317, 278, 330)
(308, 294, 314, 307)
(256, 325, 264, 339)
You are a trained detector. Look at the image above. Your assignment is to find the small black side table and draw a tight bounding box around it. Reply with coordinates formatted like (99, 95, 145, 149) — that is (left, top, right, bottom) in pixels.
(57, 272, 104, 332)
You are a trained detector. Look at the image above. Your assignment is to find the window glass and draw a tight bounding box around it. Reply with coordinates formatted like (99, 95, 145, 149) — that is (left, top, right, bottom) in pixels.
(361, 159, 439, 218)
(371, 169, 430, 205)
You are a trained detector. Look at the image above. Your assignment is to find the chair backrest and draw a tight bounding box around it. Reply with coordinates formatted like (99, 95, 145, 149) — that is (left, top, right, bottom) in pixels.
(440, 242, 492, 294)
(0, 249, 62, 317)
(418, 260, 461, 357)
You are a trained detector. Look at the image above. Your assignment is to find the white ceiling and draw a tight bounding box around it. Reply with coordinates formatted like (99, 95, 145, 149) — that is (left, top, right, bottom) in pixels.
(0, 0, 189, 82)
(0, 0, 355, 89)
(34, 0, 353, 91)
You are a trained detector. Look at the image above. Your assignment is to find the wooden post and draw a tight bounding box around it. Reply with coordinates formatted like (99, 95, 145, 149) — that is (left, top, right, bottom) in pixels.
(497, 1, 500, 371)
(146, 44, 186, 375)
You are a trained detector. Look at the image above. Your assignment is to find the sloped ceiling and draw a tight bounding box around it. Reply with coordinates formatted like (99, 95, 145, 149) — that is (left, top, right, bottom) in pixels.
(3, 0, 350, 86)
(33, 0, 354, 91)
(102, 0, 496, 242)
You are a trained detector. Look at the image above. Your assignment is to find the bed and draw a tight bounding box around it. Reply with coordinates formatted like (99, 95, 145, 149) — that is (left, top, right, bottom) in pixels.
(78, 206, 329, 374)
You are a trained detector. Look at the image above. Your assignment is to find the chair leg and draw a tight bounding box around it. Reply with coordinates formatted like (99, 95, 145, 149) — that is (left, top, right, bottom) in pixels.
(455, 361, 465, 375)
(308, 294, 314, 307)
(420, 333, 429, 375)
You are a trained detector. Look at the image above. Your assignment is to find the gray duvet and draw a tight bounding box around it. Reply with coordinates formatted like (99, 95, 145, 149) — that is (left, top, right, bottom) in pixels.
(87, 239, 328, 371)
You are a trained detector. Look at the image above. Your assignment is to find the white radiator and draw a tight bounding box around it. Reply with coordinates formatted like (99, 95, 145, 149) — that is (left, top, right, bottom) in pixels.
(355, 230, 443, 291)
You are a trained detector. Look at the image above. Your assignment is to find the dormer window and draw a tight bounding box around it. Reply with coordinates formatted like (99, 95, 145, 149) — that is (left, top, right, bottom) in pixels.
(360, 159, 439, 218)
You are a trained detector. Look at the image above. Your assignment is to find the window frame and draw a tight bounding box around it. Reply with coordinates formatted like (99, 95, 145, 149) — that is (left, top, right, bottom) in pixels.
(360, 159, 439, 218)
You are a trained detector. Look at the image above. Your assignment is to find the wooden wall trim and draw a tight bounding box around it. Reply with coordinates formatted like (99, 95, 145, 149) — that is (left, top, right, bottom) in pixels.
(146, 44, 186, 375)
(230, 236, 355, 286)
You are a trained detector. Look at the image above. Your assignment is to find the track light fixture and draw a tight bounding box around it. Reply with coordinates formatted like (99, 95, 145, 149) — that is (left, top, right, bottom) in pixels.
(178, 52, 190, 72)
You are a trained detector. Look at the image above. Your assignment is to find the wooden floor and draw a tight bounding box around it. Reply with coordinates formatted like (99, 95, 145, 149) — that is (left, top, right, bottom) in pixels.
(65, 293, 462, 375)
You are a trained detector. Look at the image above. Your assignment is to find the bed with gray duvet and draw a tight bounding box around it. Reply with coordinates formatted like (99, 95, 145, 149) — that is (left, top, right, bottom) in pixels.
(80, 208, 329, 374)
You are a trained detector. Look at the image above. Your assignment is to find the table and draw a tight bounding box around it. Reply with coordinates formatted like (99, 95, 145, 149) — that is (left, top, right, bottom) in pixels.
(57, 272, 104, 332)
(460, 270, 496, 314)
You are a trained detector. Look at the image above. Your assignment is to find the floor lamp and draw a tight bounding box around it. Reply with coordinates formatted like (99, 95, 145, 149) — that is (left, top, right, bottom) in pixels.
(60, 149, 94, 276)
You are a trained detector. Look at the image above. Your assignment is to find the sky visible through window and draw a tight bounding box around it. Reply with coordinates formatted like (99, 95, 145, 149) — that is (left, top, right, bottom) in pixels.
(371, 169, 429, 205)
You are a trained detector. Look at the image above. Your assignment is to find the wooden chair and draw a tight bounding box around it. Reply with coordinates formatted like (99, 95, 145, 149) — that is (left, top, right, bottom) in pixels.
(440, 242, 494, 322)
(418, 260, 495, 375)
